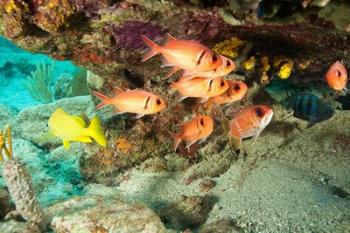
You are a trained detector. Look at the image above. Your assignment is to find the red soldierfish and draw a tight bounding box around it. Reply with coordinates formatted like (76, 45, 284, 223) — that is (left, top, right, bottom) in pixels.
(170, 115, 214, 151)
(209, 80, 248, 106)
(229, 105, 273, 147)
(182, 55, 236, 80)
(325, 61, 348, 93)
(92, 88, 166, 119)
(171, 77, 229, 102)
(142, 34, 222, 78)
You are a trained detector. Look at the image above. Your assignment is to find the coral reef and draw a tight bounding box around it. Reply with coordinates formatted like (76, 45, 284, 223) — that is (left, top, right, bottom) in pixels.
(3, 160, 49, 231)
(54, 67, 90, 99)
(177, 10, 230, 41)
(107, 20, 168, 49)
(0, 0, 30, 38)
(75, 0, 110, 18)
(33, 0, 76, 33)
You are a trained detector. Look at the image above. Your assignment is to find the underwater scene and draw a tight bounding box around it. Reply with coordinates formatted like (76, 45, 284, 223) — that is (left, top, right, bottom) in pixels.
(0, 0, 350, 232)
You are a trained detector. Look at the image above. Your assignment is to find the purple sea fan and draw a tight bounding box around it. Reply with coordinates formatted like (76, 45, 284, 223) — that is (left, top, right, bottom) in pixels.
(107, 20, 168, 50)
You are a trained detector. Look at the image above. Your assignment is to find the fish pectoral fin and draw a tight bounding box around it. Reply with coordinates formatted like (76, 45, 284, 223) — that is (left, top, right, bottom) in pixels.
(185, 140, 198, 149)
(165, 66, 181, 78)
(134, 114, 145, 119)
(198, 137, 208, 144)
(73, 136, 93, 143)
(106, 109, 125, 118)
(63, 140, 71, 150)
(306, 121, 316, 128)
(72, 116, 87, 127)
(177, 96, 188, 103)
(252, 131, 261, 143)
(200, 97, 209, 104)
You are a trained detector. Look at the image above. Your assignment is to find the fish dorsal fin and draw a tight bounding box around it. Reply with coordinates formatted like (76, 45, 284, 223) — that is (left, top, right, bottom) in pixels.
(81, 113, 90, 125)
(114, 87, 125, 95)
(63, 140, 71, 150)
(72, 116, 86, 127)
(164, 33, 177, 46)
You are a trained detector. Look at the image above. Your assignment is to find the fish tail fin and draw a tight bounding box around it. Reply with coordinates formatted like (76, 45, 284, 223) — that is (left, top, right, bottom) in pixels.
(141, 35, 161, 62)
(87, 116, 107, 147)
(168, 130, 182, 151)
(91, 91, 112, 110)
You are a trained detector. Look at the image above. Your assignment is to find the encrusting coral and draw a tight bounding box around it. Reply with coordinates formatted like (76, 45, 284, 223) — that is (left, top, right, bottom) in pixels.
(1, 124, 49, 231)
(3, 160, 50, 232)
(106, 20, 168, 49)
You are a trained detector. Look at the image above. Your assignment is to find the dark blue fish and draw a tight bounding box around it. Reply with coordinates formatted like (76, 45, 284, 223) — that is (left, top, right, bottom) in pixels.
(287, 93, 334, 125)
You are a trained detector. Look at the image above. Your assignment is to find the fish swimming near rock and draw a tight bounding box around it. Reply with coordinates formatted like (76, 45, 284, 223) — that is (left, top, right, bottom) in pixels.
(171, 77, 229, 102)
(92, 88, 166, 119)
(142, 34, 222, 78)
(48, 108, 107, 150)
(287, 93, 335, 126)
(170, 115, 214, 151)
(228, 105, 273, 147)
(208, 80, 248, 106)
(325, 61, 348, 94)
(181, 55, 236, 80)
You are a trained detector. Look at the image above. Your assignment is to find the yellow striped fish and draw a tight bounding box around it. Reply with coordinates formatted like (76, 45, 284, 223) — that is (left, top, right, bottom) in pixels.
(48, 108, 107, 150)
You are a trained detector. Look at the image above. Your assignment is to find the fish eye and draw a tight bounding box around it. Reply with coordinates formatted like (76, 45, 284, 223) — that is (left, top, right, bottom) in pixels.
(255, 107, 265, 117)
(220, 80, 225, 87)
(234, 84, 240, 91)
(212, 54, 218, 62)
(156, 98, 162, 105)
(226, 60, 231, 67)
(200, 118, 205, 126)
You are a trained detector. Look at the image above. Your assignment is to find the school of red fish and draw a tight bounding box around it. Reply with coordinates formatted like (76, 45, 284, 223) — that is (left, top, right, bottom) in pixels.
(91, 34, 348, 151)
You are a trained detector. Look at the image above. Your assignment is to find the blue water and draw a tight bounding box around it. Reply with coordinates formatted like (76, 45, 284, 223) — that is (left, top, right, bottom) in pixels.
(0, 36, 79, 110)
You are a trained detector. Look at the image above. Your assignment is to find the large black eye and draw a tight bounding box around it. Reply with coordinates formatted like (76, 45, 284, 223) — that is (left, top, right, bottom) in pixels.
(212, 54, 218, 62)
(220, 80, 225, 87)
(255, 107, 264, 117)
(234, 84, 240, 91)
(200, 118, 204, 126)
(226, 60, 231, 67)
(156, 98, 161, 105)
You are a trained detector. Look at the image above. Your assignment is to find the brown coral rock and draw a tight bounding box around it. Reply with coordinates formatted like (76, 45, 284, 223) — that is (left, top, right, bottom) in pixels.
(46, 195, 166, 233)
(34, 0, 76, 33)
(0, 0, 30, 38)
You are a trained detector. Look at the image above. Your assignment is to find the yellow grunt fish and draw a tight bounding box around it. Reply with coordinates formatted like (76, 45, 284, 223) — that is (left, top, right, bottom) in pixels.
(48, 108, 107, 150)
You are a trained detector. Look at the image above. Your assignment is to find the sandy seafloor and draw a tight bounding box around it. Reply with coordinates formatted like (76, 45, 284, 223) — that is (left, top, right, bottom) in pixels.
(0, 36, 349, 233)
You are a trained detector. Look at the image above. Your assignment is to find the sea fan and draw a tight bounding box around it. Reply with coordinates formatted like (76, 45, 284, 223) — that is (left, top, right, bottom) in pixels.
(107, 20, 168, 50)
